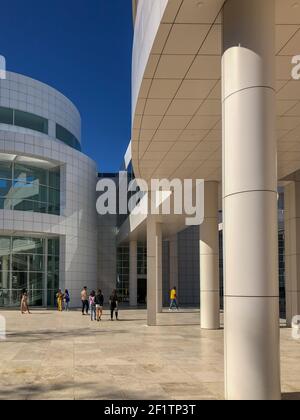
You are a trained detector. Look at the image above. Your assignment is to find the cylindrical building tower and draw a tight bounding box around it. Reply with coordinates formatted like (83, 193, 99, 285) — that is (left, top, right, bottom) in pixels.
(0, 72, 98, 308)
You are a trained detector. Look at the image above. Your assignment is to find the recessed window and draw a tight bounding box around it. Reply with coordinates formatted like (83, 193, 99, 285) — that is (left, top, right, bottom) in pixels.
(14, 110, 48, 134)
(56, 124, 81, 151)
(0, 106, 81, 152)
(0, 106, 13, 125)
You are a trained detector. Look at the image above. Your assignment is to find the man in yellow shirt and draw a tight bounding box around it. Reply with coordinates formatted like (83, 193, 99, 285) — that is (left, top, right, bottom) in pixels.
(169, 287, 179, 311)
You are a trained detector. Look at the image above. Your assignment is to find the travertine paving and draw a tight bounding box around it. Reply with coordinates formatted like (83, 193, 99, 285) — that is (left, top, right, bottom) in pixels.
(0, 309, 299, 400)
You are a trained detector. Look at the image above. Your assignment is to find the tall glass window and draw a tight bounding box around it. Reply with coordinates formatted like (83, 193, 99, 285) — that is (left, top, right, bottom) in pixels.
(0, 154, 60, 215)
(137, 244, 147, 275)
(117, 246, 129, 302)
(0, 236, 59, 307)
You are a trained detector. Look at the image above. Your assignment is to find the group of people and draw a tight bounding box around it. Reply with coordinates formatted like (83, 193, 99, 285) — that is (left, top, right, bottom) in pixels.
(80, 287, 119, 321)
(20, 285, 178, 316)
(56, 289, 71, 312)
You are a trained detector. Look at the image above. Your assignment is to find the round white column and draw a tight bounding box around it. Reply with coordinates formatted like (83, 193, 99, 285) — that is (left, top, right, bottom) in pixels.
(200, 181, 220, 330)
(222, 0, 281, 400)
(147, 217, 162, 326)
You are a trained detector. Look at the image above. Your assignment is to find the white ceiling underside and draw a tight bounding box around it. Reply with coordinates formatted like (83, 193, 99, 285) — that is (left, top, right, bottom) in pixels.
(132, 0, 300, 183)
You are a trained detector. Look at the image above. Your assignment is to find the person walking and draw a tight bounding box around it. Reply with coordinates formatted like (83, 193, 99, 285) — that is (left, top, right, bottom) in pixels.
(56, 289, 64, 312)
(89, 290, 96, 321)
(20, 289, 30, 314)
(109, 289, 119, 321)
(169, 287, 179, 311)
(95, 289, 104, 322)
(81, 287, 89, 316)
(64, 289, 70, 311)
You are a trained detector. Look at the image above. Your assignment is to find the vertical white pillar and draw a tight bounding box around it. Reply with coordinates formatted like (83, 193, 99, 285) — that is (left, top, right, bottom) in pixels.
(169, 235, 179, 300)
(200, 182, 220, 330)
(129, 241, 138, 307)
(2, 256, 9, 306)
(285, 180, 300, 327)
(147, 217, 162, 325)
(222, 0, 281, 400)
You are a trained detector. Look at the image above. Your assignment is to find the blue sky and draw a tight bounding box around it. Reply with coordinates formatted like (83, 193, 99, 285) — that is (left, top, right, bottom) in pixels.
(0, 0, 133, 172)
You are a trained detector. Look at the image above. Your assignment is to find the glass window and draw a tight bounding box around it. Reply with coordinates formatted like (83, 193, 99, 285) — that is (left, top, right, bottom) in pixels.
(0, 179, 12, 197)
(29, 254, 44, 272)
(14, 163, 47, 186)
(0, 236, 59, 308)
(0, 158, 60, 216)
(0, 198, 11, 210)
(11, 272, 27, 290)
(137, 244, 147, 276)
(14, 110, 48, 134)
(12, 237, 44, 255)
(0, 161, 12, 179)
(48, 188, 60, 205)
(48, 255, 59, 272)
(56, 124, 81, 151)
(117, 246, 130, 303)
(0, 256, 10, 274)
(29, 272, 44, 290)
(1, 106, 80, 151)
(49, 169, 60, 190)
(0, 237, 10, 255)
(11, 183, 48, 203)
(48, 238, 59, 256)
(34, 201, 48, 214)
(11, 254, 28, 272)
(0, 271, 10, 290)
(0, 106, 13, 125)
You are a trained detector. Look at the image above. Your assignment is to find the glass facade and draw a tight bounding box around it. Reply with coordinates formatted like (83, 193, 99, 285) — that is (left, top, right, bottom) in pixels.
(116, 244, 147, 303)
(0, 155, 60, 215)
(0, 236, 59, 307)
(117, 246, 129, 302)
(137, 244, 147, 275)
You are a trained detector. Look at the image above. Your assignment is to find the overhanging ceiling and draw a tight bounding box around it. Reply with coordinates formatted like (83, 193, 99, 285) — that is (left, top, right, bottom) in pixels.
(132, 0, 300, 183)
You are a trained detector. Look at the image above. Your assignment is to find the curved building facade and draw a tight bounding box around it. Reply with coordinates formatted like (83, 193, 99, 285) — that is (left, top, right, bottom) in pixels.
(0, 72, 98, 307)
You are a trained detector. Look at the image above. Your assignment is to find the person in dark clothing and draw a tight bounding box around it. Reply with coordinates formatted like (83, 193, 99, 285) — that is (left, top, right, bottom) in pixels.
(109, 289, 119, 321)
(95, 289, 104, 322)
(81, 287, 89, 315)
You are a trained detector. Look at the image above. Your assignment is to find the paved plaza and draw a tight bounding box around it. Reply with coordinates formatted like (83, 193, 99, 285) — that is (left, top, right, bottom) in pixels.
(0, 309, 299, 400)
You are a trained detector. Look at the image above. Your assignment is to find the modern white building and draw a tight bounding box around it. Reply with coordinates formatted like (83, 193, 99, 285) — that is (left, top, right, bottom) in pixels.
(0, 72, 98, 308)
(129, 0, 300, 401)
